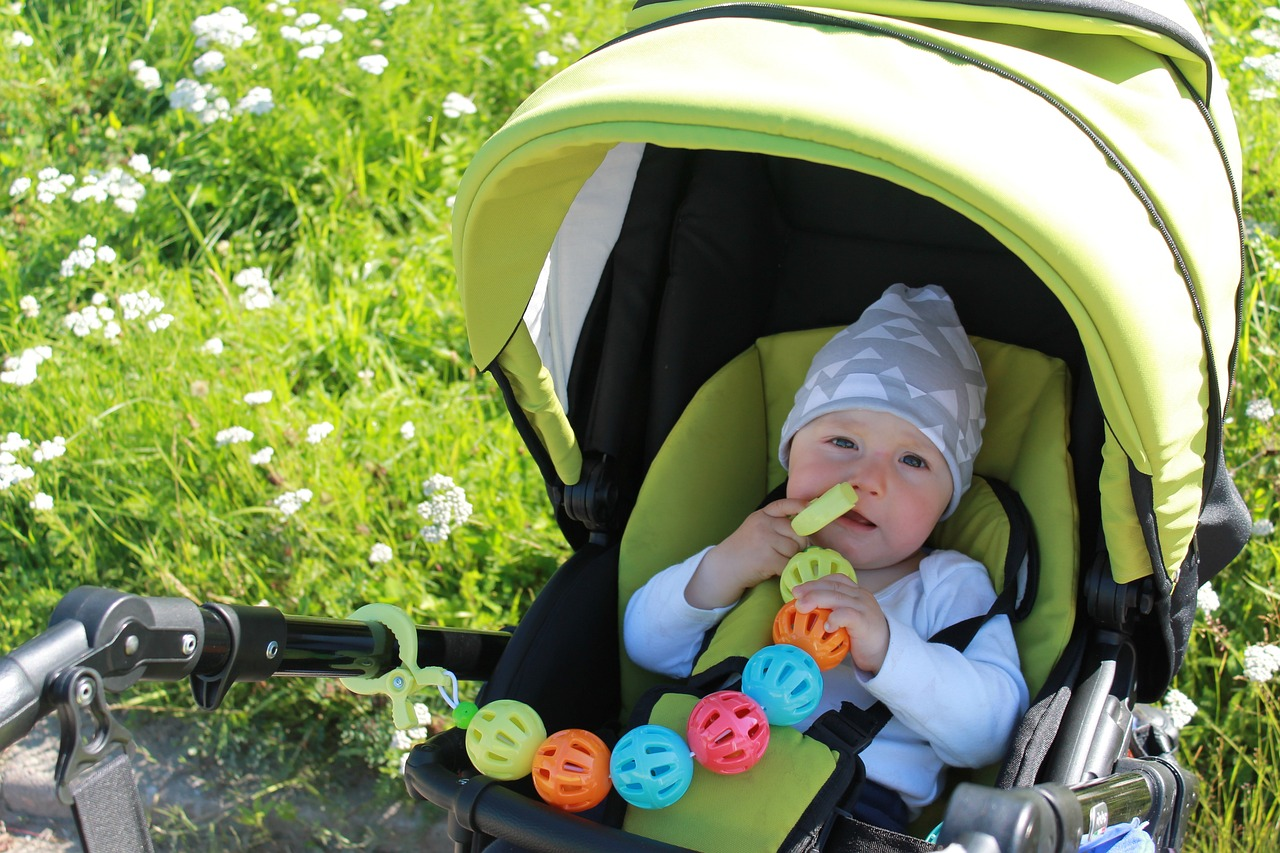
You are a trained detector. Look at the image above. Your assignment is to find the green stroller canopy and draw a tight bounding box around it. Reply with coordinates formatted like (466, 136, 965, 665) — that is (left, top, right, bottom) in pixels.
(451, 0, 1243, 586)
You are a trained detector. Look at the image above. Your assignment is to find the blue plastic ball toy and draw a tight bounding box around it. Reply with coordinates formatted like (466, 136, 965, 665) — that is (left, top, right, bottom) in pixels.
(609, 724, 695, 809)
(741, 644, 824, 727)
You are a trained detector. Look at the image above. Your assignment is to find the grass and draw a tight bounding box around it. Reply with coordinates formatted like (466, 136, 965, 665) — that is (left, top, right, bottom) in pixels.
(1, 0, 1280, 848)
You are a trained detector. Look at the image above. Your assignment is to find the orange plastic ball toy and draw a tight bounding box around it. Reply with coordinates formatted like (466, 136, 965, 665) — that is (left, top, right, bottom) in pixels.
(531, 729, 613, 812)
(772, 600, 851, 671)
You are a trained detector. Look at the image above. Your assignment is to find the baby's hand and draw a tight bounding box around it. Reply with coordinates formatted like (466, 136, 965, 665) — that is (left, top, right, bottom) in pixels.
(685, 499, 808, 610)
(793, 575, 889, 674)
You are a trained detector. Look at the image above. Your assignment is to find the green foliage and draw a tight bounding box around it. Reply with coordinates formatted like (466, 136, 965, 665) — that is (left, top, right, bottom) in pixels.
(0, 0, 609, 841)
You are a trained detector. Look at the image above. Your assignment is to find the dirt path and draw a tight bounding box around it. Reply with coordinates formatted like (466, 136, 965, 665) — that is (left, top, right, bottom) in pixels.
(0, 716, 452, 852)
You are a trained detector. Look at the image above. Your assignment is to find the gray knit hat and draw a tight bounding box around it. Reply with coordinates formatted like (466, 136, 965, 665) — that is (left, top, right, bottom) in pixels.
(778, 284, 986, 520)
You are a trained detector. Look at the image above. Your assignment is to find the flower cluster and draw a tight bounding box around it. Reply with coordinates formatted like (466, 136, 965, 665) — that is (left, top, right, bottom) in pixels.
(0, 430, 65, 502)
(1246, 397, 1276, 421)
(357, 54, 388, 75)
(1, 346, 52, 386)
(369, 542, 394, 564)
(306, 421, 335, 444)
(193, 50, 226, 76)
(281, 13, 343, 60)
(234, 267, 276, 309)
(170, 78, 232, 124)
(216, 425, 255, 446)
(71, 166, 151, 212)
(119, 290, 174, 332)
(1160, 688, 1198, 730)
(192, 6, 258, 49)
(249, 446, 275, 466)
(1196, 583, 1220, 615)
(1243, 643, 1280, 682)
(244, 390, 273, 406)
(129, 59, 162, 90)
(59, 235, 116, 278)
(418, 474, 473, 543)
(273, 487, 313, 516)
(32, 167, 74, 203)
(19, 295, 39, 318)
(442, 92, 477, 118)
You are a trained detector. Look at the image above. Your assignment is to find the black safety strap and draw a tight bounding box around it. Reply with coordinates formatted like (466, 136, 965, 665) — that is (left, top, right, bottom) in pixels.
(68, 749, 155, 853)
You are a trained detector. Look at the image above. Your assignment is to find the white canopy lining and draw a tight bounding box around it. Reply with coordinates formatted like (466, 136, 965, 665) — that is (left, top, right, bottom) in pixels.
(523, 142, 647, 412)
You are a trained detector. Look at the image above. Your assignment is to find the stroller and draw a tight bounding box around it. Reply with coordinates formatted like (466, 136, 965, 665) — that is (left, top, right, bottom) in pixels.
(0, 0, 1254, 847)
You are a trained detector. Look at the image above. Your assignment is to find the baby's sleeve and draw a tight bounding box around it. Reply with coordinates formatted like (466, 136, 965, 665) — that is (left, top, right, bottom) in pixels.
(623, 547, 736, 678)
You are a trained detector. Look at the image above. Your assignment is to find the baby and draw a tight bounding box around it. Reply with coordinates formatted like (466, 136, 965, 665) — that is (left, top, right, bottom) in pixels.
(624, 283, 1030, 832)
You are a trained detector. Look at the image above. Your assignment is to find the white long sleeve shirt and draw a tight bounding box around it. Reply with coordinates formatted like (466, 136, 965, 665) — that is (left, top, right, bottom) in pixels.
(623, 548, 1030, 812)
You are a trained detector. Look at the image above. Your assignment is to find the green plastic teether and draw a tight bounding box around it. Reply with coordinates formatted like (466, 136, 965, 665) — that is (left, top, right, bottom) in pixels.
(779, 547, 858, 602)
(790, 482, 858, 536)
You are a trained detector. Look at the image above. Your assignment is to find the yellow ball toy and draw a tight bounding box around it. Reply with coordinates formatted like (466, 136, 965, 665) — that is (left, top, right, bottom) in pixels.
(780, 547, 858, 602)
(465, 699, 548, 781)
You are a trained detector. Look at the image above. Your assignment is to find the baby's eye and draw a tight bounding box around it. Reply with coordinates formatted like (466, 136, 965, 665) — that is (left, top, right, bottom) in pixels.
(831, 437, 857, 450)
(901, 453, 927, 469)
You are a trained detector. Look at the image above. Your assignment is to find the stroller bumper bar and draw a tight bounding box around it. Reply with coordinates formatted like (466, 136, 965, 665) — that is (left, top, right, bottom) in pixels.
(404, 729, 1195, 853)
(0, 587, 510, 754)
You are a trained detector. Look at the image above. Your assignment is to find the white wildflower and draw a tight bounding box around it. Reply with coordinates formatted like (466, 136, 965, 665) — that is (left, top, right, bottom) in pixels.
(234, 267, 276, 310)
(9, 176, 30, 197)
(96, 245, 117, 264)
(91, 292, 108, 306)
(1, 432, 30, 453)
(151, 168, 172, 184)
(1246, 397, 1275, 421)
(59, 235, 108, 278)
(379, 0, 409, 12)
(534, 50, 558, 68)
(340, 7, 368, 21)
(273, 487, 313, 516)
(1, 347, 50, 386)
(129, 59, 162, 91)
(0, 462, 34, 490)
(1253, 27, 1280, 49)
(1255, 518, 1276, 537)
(399, 421, 415, 440)
(305, 421, 334, 444)
(29, 492, 53, 511)
(1160, 688, 1197, 730)
(202, 337, 225, 355)
(243, 389, 273, 405)
(64, 306, 105, 337)
(103, 320, 122, 340)
(249, 446, 275, 466)
(127, 153, 152, 175)
(19, 295, 39, 318)
(357, 369, 374, 384)
(215, 425, 254, 446)
(235, 87, 275, 115)
(357, 53, 388, 74)
(522, 4, 550, 31)
(1244, 643, 1280, 682)
(297, 44, 324, 59)
(295, 11, 321, 26)
(1244, 53, 1280, 82)
(118, 290, 164, 321)
(193, 50, 226, 76)
(32, 436, 66, 463)
(146, 312, 174, 332)
(1196, 583, 1220, 615)
(34, 168, 74, 203)
(441, 92, 476, 118)
(9, 29, 33, 46)
(369, 542, 394, 564)
(417, 474, 473, 543)
(192, 6, 257, 48)
(169, 78, 231, 124)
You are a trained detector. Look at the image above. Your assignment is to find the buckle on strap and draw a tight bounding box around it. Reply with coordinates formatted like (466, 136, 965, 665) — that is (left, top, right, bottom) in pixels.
(808, 701, 893, 756)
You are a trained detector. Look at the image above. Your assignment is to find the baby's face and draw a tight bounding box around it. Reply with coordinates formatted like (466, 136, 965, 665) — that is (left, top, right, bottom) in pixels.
(786, 409, 952, 571)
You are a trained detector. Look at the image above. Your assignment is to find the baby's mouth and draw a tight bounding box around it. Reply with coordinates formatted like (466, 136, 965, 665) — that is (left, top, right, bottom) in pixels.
(844, 510, 876, 529)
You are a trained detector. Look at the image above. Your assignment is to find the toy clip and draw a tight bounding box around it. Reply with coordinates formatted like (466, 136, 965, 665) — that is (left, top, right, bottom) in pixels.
(342, 603, 453, 730)
(790, 482, 857, 536)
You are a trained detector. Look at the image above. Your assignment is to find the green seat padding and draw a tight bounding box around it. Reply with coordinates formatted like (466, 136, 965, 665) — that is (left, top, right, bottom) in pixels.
(619, 329, 1078, 712)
